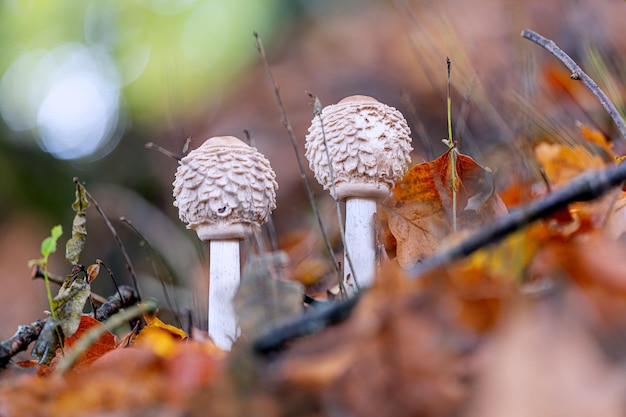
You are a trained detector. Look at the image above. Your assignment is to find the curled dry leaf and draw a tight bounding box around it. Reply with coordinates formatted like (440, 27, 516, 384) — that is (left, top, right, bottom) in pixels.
(382, 148, 507, 269)
(65, 181, 90, 266)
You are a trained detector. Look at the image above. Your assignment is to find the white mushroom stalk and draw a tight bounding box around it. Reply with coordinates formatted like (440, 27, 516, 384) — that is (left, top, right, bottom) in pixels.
(173, 136, 278, 350)
(305, 95, 412, 295)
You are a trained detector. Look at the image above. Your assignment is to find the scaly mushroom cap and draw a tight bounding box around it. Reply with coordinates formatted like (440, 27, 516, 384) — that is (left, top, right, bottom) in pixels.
(305, 95, 412, 200)
(173, 136, 278, 241)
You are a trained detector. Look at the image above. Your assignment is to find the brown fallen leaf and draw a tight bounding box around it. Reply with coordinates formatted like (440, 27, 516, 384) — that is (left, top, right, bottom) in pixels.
(382, 148, 506, 268)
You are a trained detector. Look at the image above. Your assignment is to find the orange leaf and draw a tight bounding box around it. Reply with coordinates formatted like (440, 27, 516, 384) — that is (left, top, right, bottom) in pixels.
(63, 314, 118, 371)
(534, 142, 606, 186)
(132, 315, 187, 357)
(578, 122, 613, 158)
(543, 62, 588, 99)
(382, 148, 507, 269)
(534, 142, 617, 233)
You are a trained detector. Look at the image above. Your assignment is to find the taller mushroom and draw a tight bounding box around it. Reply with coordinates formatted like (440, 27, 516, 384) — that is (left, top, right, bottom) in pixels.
(173, 136, 278, 350)
(305, 95, 412, 295)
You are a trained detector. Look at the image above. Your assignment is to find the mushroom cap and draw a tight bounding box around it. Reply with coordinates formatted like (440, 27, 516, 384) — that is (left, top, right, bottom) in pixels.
(172, 136, 278, 241)
(305, 95, 412, 200)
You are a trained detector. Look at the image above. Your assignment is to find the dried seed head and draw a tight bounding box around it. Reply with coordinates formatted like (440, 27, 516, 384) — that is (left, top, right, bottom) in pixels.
(173, 136, 278, 240)
(305, 95, 412, 200)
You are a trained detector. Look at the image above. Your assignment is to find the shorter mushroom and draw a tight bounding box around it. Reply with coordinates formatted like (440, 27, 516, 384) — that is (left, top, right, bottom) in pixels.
(305, 95, 412, 295)
(173, 136, 278, 350)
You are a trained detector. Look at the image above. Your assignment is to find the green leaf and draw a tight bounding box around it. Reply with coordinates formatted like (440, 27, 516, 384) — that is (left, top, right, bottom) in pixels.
(40, 225, 63, 257)
(65, 182, 90, 265)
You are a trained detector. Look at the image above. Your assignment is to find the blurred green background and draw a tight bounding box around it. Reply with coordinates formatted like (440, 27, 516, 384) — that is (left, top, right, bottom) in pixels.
(0, 0, 296, 335)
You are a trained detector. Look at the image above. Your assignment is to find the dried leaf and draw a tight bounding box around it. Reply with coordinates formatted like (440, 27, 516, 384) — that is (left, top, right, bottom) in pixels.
(382, 148, 507, 268)
(234, 252, 303, 341)
(53, 278, 90, 337)
(65, 181, 90, 265)
(578, 122, 613, 157)
(534, 142, 618, 232)
(535, 142, 606, 186)
(31, 318, 63, 365)
(133, 315, 187, 357)
(62, 314, 117, 370)
(86, 263, 100, 283)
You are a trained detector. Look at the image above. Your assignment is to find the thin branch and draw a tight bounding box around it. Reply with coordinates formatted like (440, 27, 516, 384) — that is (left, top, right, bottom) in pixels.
(93, 284, 139, 322)
(145, 142, 182, 161)
(307, 92, 355, 295)
(253, 293, 360, 354)
(253, 32, 342, 281)
(521, 29, 626, 141)
(31, 265, 107, 305)
(0, 319, 46, 368)
(242, 129, 280, 253)
(120, 217, 182, 327)
(76, 178, 142, 300)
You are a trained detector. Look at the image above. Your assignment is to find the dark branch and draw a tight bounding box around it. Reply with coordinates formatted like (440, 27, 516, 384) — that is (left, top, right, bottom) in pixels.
(93, 285, 139, 322)
(0, 319, 45, 368)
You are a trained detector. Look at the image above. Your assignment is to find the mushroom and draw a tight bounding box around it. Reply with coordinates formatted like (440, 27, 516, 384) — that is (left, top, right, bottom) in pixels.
(173, 136, 278, 350)
(305, 95, 412, 295)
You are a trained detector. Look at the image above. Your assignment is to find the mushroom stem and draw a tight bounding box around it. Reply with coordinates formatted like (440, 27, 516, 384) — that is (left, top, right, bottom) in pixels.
(209, 239, 241, 350)
(343, 197, 377, 296)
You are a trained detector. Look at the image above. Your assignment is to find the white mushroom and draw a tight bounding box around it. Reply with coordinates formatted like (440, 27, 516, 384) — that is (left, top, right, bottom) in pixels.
(173, 136, 278, 350)
(305, 95, 412, 295)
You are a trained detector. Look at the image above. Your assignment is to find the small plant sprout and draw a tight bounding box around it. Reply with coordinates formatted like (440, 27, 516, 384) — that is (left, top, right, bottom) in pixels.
(172, 136, 278, 350)
(305, 95, 412, 295)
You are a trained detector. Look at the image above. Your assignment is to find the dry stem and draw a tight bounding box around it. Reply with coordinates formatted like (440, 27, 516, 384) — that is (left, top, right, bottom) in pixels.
(521, 29, 626, 141)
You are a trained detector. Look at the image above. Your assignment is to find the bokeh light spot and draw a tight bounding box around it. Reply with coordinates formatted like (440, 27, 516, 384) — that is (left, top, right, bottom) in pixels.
(0, 43, 122, 160)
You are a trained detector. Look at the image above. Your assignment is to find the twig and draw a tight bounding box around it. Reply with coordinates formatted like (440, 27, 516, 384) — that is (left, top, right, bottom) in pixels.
(145, 142, 182, 161)
(120, 217, 181, 327)
(521, 29, 626, 141)
(76, 178, 142, 300)
(31, 265, 107, 305)
(253, 32, 342, 281)
(253, 294, 360, 354)
(253, 161, 626, 352)
(307, 92, 355, 295)
(55, 299, 158, 374)
(93, 284, 139, 322)
(242, 130, 281, 253)
(0, 319, 46, 368)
